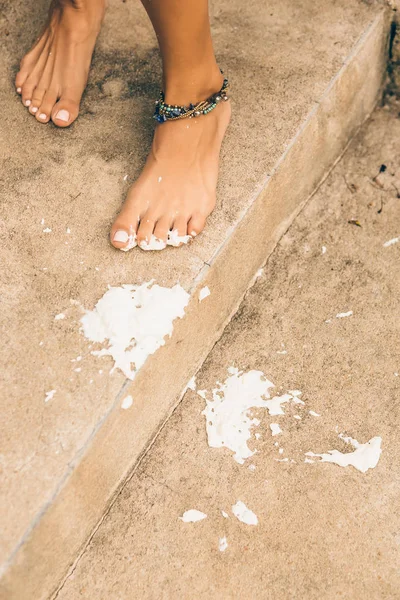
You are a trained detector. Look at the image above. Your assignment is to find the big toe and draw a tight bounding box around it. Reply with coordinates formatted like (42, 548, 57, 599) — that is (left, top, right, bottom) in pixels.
(51, 98, 80, 128)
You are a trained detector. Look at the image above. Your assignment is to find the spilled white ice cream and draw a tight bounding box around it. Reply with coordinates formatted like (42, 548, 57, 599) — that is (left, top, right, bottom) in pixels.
(232, 500, 258, 525)
(81, 281, 189, 379)
(305, 435, 382, 473)
(200, 368, 298, 464)
(120, 229, 193, 252)
(179, 509, 207, 523)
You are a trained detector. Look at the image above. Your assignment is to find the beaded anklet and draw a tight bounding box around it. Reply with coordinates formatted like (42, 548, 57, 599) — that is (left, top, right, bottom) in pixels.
(153, 75, 229, 123)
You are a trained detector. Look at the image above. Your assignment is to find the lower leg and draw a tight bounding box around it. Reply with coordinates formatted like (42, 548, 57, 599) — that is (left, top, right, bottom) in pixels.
(143, 0, 223, 104)
(111, 0, 230, 250)
(16, 0, 105, 127)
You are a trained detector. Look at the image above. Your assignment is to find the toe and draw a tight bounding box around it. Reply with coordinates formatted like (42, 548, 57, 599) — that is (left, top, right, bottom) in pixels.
(153, 216, 173, 244)
(30, 87, 47, 115)
(187, 213, 207, 237)
(51, 95, 80, 128)
(36, 90, 58, 123)
(136, 215, 157, 249)
(110, 215, 140, 250)
(170, 216, 190, 246)
(16, 33, 49, 94)
(21, 81, 36, 108)
(15, 68, 28, 94)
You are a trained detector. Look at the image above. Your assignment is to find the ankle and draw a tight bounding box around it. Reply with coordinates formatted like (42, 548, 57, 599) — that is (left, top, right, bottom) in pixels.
(163, 64, 224, 105)
(54, 0, 105, 28)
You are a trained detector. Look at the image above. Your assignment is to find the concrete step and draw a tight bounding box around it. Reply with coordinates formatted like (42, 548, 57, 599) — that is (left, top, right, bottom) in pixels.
(53, 100, 400, 600)
(0, 0, 391, 597)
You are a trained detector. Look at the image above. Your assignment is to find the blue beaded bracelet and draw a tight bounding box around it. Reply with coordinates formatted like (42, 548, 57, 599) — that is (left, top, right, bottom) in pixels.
(153, 76, 229, 123)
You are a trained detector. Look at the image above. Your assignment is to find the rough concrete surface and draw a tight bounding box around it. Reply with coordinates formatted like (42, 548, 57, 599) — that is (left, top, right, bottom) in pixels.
(0, 0, 386, 576)
(55, 103, 400, 600)
(0, 0, 394, 596)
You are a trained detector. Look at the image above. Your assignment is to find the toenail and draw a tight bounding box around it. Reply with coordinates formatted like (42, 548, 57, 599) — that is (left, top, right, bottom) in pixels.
(17, 87, 21, 93)
(113, 230, 129, 243)
(25, 100, 31, 107)
(190, 231, 197, 237)
(31, 107, 38, 113)
(39, 113, 47, 120)
(55, 109, 70, 122)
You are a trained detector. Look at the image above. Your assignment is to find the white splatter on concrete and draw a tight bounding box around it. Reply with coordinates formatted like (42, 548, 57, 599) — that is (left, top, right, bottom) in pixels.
(179, 510, 207, 523)
(121, 395, 133, 409)
(81, 281, 189, 380)
(201, 369, 274, 464)
(232, 500, 258, 525)
(219, 537, 228, 552)
(43, 227, 52, 233)
(336, 311, 353, 319)
(321, 246, 327, 254)
(305, 435, 382, 473)
(221, 511, 229, 518)
(45, 390, 56, 403)
(201, 369, 302, 464)
(383, 236, 399, 247)
(309, 410, 321, 417)
(54, 313, 65, 320)
(185, 376, 196, 391)
(270, 423, 282, 436)
(199, 286, 211, 302)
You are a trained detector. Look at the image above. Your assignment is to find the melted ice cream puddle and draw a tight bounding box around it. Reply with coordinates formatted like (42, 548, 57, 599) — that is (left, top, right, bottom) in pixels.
(179, 509, 207, 523)
(201, 369, 273, 464)
(232, 501, 258, 525)
(81, 281, 189, 379)
(201, 369, 299, 464)
(305, 435, 382, 473)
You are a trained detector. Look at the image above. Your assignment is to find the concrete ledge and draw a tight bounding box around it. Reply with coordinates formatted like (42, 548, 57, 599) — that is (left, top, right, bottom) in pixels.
(0, 4, 390, 600)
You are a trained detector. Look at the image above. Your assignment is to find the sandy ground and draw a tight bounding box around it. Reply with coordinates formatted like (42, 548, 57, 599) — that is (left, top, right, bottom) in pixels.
(53, 102, 400, 599)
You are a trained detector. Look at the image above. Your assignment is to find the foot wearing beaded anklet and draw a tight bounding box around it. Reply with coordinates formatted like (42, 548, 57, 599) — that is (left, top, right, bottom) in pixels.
(110, 74, 231, 252)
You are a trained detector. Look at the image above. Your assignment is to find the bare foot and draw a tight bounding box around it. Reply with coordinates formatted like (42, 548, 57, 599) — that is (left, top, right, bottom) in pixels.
(110, 80, 231, 251)
(15, 0, 105, 127)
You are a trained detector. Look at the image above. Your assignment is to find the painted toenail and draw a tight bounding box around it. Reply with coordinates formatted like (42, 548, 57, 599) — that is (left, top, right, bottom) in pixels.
(31, 107, 38, 113)
(55, 109, 69, 122)
(17, 87, 21, 93)
(25, 100, 31, 106)
(113, 230, 129, 243)
(39, 113, 47, 120)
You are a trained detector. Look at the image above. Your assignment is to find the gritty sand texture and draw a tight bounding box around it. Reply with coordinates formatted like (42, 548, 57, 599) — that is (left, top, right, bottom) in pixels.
(55, 104, 400, 600)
